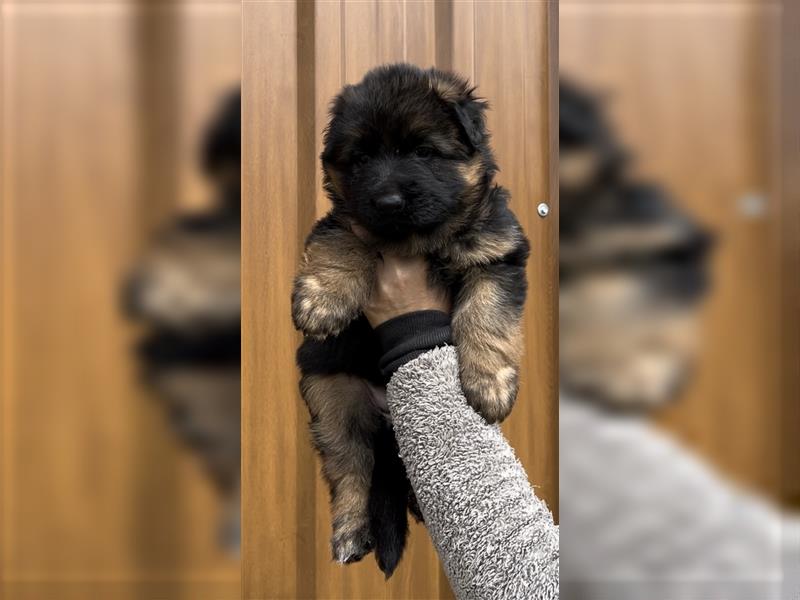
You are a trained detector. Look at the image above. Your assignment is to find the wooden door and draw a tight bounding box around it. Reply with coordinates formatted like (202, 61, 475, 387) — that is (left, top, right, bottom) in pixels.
(241, 1, 558, 597)
(561, 0, 787, 500)
(0, 2, 241, 598)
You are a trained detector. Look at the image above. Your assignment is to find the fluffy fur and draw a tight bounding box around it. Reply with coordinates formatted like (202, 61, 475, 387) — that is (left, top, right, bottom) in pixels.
(292, 64, 529, 576)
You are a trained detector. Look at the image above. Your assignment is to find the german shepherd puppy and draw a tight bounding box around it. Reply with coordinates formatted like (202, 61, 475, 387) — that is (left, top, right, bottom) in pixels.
(124, 90, 242, 550)
(559, 79, 713, 409)
(292, 64, 530, 576)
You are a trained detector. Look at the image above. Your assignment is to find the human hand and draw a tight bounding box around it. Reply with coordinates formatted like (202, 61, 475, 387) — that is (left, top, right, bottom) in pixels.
(350, 225, 451, 328)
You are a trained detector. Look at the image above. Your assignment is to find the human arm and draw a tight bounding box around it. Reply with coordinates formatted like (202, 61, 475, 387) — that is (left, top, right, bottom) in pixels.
(388, 346, 559, 600)
(363, 253, 559, 600)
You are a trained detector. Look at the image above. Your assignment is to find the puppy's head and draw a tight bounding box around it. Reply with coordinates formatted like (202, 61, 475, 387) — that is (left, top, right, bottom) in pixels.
(201, 88, 241, 212)
(321, 64, 495, 240)
(559, 78, 627, 195)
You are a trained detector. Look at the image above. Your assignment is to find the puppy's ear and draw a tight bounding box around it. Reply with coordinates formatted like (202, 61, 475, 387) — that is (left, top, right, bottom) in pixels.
(429, 70, 488, 150)
(320, 84, 358, 168)
(200, 88, 241, 176)
(452, 101, 487, 149)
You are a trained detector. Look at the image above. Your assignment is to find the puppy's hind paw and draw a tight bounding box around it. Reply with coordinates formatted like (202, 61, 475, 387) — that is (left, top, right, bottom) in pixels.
(331, 522, 374, 565)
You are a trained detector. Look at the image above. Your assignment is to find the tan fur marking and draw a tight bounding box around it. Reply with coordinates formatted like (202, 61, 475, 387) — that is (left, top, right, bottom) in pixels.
(560, 271, 702, 407)
(560, 223, 689, 267)
(300, 297, 314, 313)
(325, 166, 346, 198)
(303, 275, 323, 292)
(454, 232, 519, 268)
(292, 225, 375, 338)
(429, 76, 462, 102)
(452, 270, 524, 423)
(300, 374, 380, 561)
(560, 149, 600, 190)
(458, 158, 482, 188)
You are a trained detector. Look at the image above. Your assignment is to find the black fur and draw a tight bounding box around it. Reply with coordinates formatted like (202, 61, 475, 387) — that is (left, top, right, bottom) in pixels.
(320, 64, 495, 242)
(297, 316, 384, 386)
(368, 420, 411, 578)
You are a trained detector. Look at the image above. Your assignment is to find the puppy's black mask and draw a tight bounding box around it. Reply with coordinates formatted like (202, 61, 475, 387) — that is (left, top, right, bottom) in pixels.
(321, 64, 493, 240)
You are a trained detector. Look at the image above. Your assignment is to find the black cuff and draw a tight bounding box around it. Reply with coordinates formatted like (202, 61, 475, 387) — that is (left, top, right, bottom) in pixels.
(374, 310, 452, 379)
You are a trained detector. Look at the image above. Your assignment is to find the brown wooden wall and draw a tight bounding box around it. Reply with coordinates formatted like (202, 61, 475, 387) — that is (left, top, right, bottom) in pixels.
(241, 1, 558, 598)
(0, 2, 241, 598)
(561, 0, 787, 500)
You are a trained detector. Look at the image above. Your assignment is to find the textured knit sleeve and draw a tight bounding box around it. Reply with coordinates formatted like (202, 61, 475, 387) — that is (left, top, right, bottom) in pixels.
(560, 396, 800, 600)
(386, 346, 559, 600)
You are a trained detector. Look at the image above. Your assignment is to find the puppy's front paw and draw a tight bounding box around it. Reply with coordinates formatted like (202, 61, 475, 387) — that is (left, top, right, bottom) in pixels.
(291, 275, 358, 338)
(331, 515, 374, 564)
(459, 362, 519, 424)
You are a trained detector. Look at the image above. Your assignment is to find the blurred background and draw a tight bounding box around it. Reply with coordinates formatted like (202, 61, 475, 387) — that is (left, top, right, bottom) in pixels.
(1, 0, 798, 599)
(561, 0, 784, 498)
(559, 1, 798, 598)
(561, 0, 782, 491)
(1, 1, 241, 598)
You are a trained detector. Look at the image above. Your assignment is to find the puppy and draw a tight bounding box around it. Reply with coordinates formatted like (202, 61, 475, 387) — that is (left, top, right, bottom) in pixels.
(125, 89, 242, 550)
(559, 79, 713, 409)
(292, 64, 529, 576)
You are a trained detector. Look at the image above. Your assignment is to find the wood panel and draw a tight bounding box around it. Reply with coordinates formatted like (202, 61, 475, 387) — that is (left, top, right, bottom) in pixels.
(0, 2, 241, 598)
(242, 3, 308, 599)
(561, 1, 784, 498)
(242, 1, 558, 597)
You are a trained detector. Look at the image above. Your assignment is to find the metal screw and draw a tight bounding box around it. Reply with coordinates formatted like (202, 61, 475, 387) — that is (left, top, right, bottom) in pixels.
(738, 192, 766, 219)
(537, 202, 550, 218)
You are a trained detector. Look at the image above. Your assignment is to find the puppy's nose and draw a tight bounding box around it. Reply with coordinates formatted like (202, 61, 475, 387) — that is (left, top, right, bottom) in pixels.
(373, 193, 404, 212)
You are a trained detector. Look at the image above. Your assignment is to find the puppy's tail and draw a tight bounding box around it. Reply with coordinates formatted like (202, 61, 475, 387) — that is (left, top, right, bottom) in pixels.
(368, 420, 409, 578)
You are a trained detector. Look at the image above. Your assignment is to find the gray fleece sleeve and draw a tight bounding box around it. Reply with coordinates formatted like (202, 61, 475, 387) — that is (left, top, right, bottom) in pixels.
(386, 346, 559, 600)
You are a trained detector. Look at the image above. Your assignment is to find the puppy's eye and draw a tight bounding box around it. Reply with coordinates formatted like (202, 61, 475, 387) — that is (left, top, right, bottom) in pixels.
(414, 146, 434, 158)
(353, 153, 370, 165)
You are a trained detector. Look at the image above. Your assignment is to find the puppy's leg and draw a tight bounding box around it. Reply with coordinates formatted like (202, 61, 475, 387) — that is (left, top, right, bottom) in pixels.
(300, 373, 381, 563)
(292, 216, 375, 339)
(452, 262, 527, 423)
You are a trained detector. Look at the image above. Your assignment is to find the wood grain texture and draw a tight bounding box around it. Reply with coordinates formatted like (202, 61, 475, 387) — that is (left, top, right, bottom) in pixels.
(242, 0, 557, 597)
(1, 2, 241, 599)
(561, 1, 784, 499)
(241, 4, 309, 599)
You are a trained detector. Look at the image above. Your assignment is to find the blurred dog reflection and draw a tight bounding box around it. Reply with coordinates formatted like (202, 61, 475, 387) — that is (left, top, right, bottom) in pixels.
(559, 80, 713, 408)
(558, 80, 800, 600)
(124, 90, 241, 550)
